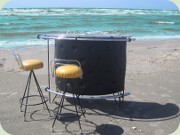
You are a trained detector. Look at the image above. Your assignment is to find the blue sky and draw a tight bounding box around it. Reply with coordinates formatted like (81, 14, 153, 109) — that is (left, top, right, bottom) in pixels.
(4, 0, 177, 10)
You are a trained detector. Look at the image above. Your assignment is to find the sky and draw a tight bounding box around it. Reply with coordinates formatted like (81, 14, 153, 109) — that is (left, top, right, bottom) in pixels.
(3, 0, 177, 10)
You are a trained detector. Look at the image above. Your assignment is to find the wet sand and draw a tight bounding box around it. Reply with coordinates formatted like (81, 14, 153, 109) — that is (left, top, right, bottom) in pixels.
(0, 39, 180, 135)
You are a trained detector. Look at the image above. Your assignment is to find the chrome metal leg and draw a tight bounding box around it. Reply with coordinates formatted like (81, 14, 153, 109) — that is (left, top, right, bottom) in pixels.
(70, 79, 84, 133)
(24, 71, 32, 121)
(76, 94, 86, 120)
(113, 91, 124, 108)
(52, 94, 58, 103)
(52, 88, 61, 103)
(118, 92, 122, 106)
(52, 84, 67, 131)
(47, 39, 51, 103)
(20, 70, 32, 112)
(73, 94, 82, 133)
(52, 80, 85, 134)
(32, 70, 50, 114)
(122, 90, 125, 101)
(20, 70, 50, 121)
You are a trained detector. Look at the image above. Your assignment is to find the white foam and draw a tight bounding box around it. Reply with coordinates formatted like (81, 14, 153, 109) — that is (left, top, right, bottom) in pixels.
(136, 35, 180, 40)
(0, 8, 177, 16)
(0, 39, 54, 48)
(155, 21, 175, 24)
(1, 34, 180, 48)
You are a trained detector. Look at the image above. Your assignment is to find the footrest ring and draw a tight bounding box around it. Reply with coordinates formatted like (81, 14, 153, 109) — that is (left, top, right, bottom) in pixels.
(19, 95, 48, 106)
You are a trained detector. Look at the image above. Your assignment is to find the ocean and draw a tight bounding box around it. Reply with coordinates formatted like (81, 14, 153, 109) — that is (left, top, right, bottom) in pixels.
(0, 8, 180, 48)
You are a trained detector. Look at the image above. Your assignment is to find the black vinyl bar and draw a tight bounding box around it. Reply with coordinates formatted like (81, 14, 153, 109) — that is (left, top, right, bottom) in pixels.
(38, 33, 134, 95)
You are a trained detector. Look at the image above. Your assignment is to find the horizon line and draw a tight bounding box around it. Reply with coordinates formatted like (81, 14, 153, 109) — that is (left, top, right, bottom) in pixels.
(1, 7, 178, 11)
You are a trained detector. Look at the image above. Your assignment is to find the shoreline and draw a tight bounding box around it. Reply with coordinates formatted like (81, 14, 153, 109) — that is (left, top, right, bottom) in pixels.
(0, 38, 180, 50)
(1, 38, 180, 50)
(1, 38, 180, 72)
(1, 38, 180, 73)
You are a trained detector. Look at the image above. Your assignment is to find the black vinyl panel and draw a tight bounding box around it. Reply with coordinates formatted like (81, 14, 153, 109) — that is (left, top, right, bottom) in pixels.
(55, 39, 127, 95)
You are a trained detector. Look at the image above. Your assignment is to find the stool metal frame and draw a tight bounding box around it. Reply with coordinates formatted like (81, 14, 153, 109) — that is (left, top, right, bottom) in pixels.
(13, 49, 50, 121)
(51, 59, 85, 134)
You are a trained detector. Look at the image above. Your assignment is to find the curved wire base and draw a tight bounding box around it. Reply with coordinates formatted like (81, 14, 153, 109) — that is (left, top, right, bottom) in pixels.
(44, 87, 130, 100)
(20, 70, 50, 121)
(20, 95, 48, 107)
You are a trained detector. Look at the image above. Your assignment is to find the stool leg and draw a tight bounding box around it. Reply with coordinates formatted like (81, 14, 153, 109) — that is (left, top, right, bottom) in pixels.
(32, 70, 45, 104)
(24, 70, 33, 121)
(52, 94, 58, 103)
(69, 79, 84, 134)
(20, 70, 32, 112)
(73, 94, 83, 134)
(71, 79, 86, 119)
(52, 84, 67, 131)
(32, 70, 50, 114)
(76, 94, 86, 120)
(52, 88, 60, 103)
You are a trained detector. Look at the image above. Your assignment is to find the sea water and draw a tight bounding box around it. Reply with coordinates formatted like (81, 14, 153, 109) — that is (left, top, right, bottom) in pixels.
(0, 8, 180, 48)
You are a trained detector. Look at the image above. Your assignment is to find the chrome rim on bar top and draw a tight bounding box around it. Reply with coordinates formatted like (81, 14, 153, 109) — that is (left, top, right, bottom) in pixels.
(37, 34, 133, 41)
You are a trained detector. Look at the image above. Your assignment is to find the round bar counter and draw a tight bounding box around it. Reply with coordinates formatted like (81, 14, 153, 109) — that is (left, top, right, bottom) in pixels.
(38, 34, 132, 95)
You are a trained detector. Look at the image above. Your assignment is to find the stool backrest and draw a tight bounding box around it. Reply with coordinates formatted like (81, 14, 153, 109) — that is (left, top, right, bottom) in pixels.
(12, 49, 23, 67)
(54, 58, 83, 79)
(54, 59, 81, 67)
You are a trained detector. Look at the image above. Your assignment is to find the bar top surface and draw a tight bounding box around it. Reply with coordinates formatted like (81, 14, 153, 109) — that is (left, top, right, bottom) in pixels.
(37, 33, 133, 42)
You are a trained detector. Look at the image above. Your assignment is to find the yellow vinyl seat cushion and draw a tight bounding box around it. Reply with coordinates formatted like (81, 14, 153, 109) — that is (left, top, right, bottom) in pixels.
(20, 59, 43, 71)
(55, 64, 82, 78)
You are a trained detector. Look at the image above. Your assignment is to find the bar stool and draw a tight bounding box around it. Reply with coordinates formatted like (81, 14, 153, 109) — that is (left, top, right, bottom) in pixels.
(52, 59, 85, 134)
(13, 49, 50, 121)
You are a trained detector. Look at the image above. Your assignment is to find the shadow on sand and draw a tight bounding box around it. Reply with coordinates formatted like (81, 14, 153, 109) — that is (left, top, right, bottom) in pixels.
(29, 98, 179, 134)
(95, 124, 124, 135)
(63, 119, 124, 135)
(80, 99, 180, 122)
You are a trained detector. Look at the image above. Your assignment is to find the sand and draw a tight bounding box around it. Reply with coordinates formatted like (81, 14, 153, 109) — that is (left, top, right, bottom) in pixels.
(0, 39, 180, 135)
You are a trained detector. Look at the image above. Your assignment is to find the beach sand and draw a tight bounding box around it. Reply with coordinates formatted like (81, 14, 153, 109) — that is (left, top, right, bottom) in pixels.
(0, 39, 180, 135)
